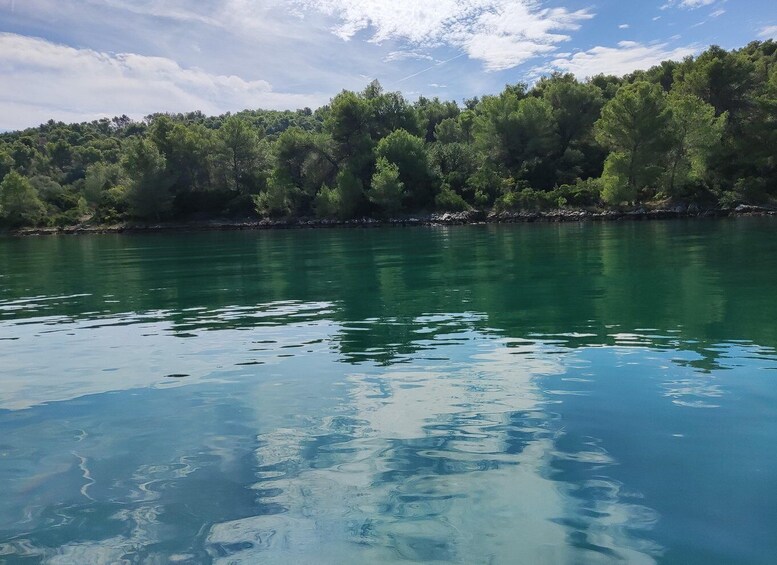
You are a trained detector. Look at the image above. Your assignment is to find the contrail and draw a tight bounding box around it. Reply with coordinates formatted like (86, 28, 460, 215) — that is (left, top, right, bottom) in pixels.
(393, 52, 467, 85)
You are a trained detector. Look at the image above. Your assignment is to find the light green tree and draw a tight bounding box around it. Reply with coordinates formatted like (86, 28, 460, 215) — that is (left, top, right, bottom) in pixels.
(600, 152, 636, 205)
(0, 171, 46, 227)
(254, 170, 296, 217)
(84, 162, 121, 207)
(595, 81, 671, 199)
(368, 157, 404, 214)
(664, 93, 726, 196)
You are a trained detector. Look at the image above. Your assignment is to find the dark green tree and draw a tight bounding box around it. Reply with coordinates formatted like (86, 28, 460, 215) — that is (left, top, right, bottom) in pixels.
(375, 129, 434, 209)
(216, 116, 268, 195)
(122, 138, 173, 220)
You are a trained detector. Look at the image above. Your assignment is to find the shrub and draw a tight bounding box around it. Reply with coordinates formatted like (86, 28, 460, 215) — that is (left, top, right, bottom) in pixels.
(435, 185, 470, 211)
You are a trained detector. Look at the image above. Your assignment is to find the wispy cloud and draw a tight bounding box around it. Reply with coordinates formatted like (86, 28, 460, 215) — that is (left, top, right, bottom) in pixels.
(539, 40, 698, 78)
(661, 0, 715, 8)
(759, 25, 777, 39)
(679, 0, 715, 7)
(295, 0, 594, 71)
(383, 51, 434, 63)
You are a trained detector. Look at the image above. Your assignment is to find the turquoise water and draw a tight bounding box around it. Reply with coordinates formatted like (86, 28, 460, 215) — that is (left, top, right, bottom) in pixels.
(1, 219, 776, 564)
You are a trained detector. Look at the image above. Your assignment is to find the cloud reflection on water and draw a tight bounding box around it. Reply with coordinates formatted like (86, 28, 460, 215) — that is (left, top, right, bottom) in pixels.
(207, 338, 661, 564)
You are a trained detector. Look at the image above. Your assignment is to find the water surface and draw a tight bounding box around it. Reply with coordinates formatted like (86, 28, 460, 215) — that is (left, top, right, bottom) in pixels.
(1, 219, 776, 564)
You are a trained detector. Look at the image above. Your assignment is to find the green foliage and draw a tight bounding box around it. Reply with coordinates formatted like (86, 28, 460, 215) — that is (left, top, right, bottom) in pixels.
(84, 162, 121, 207)
(368, 158, 404, 215)
(434, 118, 464, 144)
(415, 96, 460, 142)
(435, 185, 470, 211)
(367, 88, 421, 140)
(492, 178, 601, 211)
(122, 138, 173, 220)
(429, 142, 478, 201)
(314, 184, 340, 219)
(254, 171, 296, 218)
(216, 116, 268, 195)
(674, 45, 755, 117)
(326, 90, 374, 178)
(474, 93, 557, 189)
(375, 129, 433, 208)
(554, 178, 603, 207)
(535, 73, 606, 183)
(536, 73, 603, 152)
(600, 152, 637, 205)
(466, 165, 510, 207)
(315, 169, 365, 219)
(0, 171, 46, 227)
(595, 81, 672, 199)
(494, 187, 542, 211)
(273, 127, 337, 214)
(52, 196, 89, 227)
(0, 146, 14, 179)
(94, 185, 129, 223)
(664, 93, 726, 196)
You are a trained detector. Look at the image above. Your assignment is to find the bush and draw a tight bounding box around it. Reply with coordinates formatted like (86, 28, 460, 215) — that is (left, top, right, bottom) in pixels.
(717, 190, 741, 209)
(52, 197, 89, 227)
(494, 187, 549, 211)
(600, 152, 636, 205)
(314, 184, 340, 218)
(314, 169, 364, 219)
(224, 193, 258, 217)
(435, 185, 470, 211)
(368, 158, 404, 215)
(553, 178, 602, 207)
(93, 185, 129, 223)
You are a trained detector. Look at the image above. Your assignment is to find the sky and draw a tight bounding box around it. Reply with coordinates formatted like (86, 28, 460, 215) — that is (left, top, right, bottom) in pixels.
(0, 0, 775, 130)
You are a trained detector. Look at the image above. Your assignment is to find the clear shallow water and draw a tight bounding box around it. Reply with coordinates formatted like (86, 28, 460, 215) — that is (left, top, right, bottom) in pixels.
(1, 219, 777, 564)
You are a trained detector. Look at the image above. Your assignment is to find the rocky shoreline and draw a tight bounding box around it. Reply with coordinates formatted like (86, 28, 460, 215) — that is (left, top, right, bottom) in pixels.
(9, 204, 777, 236)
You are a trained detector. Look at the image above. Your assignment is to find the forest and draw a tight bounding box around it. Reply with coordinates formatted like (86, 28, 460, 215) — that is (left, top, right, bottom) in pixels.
(0, 41, 775, 228)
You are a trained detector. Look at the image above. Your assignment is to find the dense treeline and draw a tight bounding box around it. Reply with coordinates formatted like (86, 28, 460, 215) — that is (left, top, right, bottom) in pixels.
(1, 41, 775, 228)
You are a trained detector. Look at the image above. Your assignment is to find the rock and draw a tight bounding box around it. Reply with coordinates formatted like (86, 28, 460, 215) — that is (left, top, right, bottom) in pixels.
(735, 204, 769, 214)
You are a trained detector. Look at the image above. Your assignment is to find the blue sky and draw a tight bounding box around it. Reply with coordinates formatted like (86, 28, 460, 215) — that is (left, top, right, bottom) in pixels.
(0, 0, 775, 130)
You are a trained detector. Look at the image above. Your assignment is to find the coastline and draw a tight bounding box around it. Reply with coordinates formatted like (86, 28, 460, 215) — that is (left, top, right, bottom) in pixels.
(7, 204, 776, 237)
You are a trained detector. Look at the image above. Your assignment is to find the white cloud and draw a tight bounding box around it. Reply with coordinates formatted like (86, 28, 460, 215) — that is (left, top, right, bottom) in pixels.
(295, 0, 593, 71)
(680, 0, 715, 6)
(660, 0, 715, 8)
(619, 24, 630, 29)
(383, 50, 434, 63)
(759, 25, 777, 39)
(0, 32, 328, 130)
(540, 41, 698, 78)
